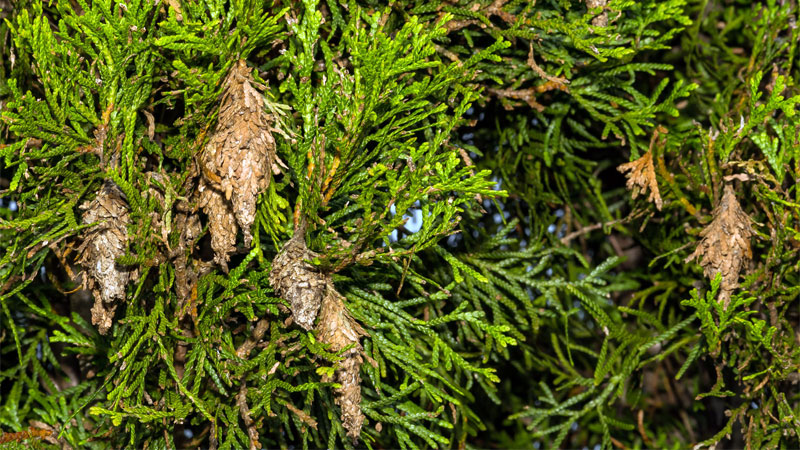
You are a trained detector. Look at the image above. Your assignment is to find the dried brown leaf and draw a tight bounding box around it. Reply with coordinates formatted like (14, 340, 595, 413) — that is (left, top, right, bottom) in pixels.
(685, 184, 756, 308)
(143, 110, 155, 141)
(77, 182, 132, 334)
(268, 233, 327, 330)
(200, 59, 286, 266)
(165, 0, 183, 21)
(617, 150, 663, 211)
(316, 285, 367, 441)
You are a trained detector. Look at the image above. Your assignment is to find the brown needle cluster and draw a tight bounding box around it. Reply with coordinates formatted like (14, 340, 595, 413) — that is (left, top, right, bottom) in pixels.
(618, 150, 663, 211)
(77, 181, 133, 334)
(685, 184, 756, 308)
(199, 59, 286, 270)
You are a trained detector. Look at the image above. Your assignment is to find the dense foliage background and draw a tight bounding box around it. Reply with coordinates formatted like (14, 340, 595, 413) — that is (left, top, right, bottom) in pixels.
(1, 0, 800, 448)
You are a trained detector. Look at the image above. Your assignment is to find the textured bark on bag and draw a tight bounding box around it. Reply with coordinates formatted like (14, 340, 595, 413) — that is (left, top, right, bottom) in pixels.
(269, 232, 327, 330)
(316, 285, 367, 441)
(685, 184, 755, 308)
(586, 0, 608, 27)
(77, 181, 132, 334)
(617, 150, 663, 211)
(200, 59, 286, 267)
(198, 183, 238, 271)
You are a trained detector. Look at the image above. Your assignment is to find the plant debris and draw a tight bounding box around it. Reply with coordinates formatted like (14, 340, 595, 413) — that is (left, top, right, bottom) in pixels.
(618, 150, 663, 211)
(685, 184, 756, 308)
(199, 59, 286, 268)
(77, 181, 133, 334)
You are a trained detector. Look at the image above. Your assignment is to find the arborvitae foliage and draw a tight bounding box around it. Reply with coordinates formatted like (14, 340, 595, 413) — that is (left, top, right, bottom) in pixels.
(1, 0, 799, 449)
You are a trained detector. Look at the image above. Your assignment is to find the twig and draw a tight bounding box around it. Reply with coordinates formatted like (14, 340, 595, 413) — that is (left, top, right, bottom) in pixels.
(560, 210, 648, 245)
(283, 401, 318, 430)
(637, 409, 653, 447)
(237, 383, 260, 450)
(528, 43, 569, 86)
(236, 319, 270, 358)
(487, 87, 545, 112)
(209, 421, 218, 450)
(560, 221, 608, 245)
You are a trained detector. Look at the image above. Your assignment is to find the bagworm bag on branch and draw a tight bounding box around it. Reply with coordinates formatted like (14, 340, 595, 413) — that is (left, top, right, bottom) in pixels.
(316, 285, 367, 441)
(198, 186, 238, 271)
(77, 181, 133, 334)
(685, 184, 755, 308)
(200, 59, 286, 269)
(269, 232, 327, 331)
(585, 0, 608, 27)
(270, 231, 368, 439)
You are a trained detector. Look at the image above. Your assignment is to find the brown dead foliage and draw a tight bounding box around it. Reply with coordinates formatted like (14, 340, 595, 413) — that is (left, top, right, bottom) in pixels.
(618, 150, 663, 211)
(269, 232, 327, 331)
(77, 181, 132, 334)
(200, 59, 286, 268)
(284, 402, 318, 430)
(316, 285, 367, 441)
(487, 87, 546, 112)
(527, 43, 569, 87)
(685, 184, 756, 308)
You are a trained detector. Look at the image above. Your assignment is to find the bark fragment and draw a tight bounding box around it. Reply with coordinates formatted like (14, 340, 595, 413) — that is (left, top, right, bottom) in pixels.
(685, 184, 756, 308)
(617, 150, 663, 211)
(316, 285, 367, 441)
(269, 233, 327, 330)
(200, 59, 286, 268)
(77, 181, 132, 334)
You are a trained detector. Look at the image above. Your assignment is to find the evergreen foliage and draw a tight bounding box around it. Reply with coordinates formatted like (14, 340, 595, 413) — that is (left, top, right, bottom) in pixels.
(1, 0, 799, 448)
